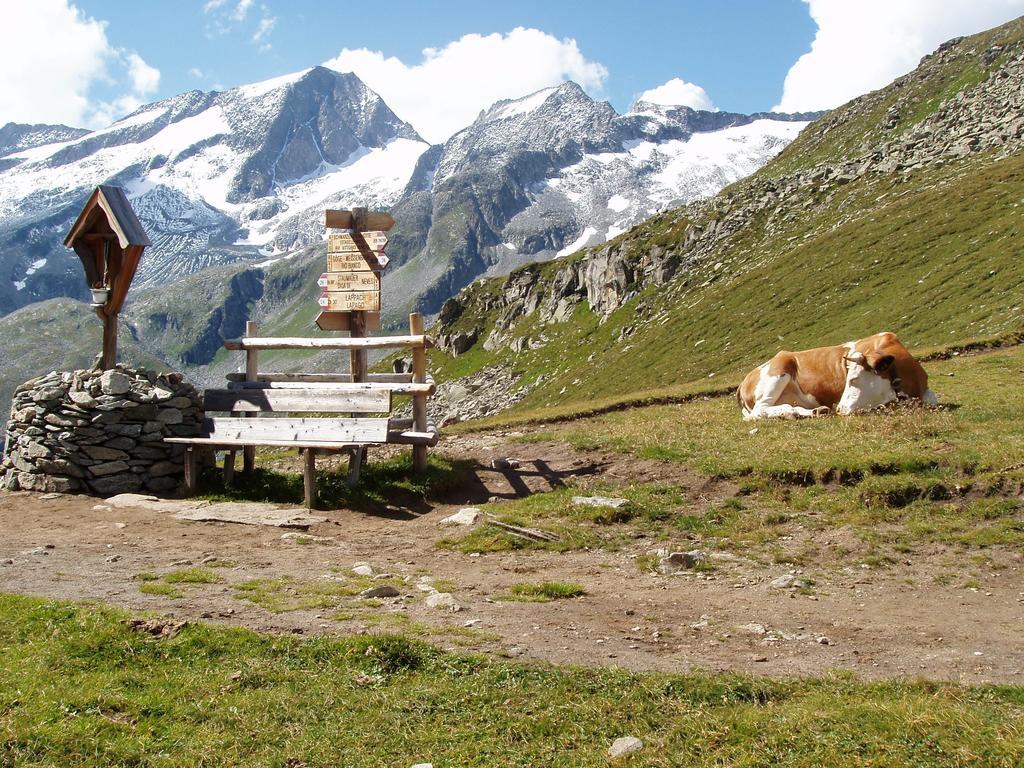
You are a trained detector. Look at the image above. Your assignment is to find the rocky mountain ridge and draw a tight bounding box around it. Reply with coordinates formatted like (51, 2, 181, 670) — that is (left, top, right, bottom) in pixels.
(0, 67, 426, 314)
(384, 81, 815, 316)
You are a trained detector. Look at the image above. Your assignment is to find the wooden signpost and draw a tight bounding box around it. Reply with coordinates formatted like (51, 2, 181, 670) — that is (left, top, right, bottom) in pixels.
(317, 207, 395, 378)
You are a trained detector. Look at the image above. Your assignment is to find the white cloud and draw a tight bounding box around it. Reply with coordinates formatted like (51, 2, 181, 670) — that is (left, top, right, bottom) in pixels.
(0, 0, 161, 129)
(636, 78, 717, 111)
(253, 14, 277, 48)
(324, 27, 608, 143)
(126, 52, 160, 97)
(232, 0, 254, 22)
(776, 0, 1024, 112)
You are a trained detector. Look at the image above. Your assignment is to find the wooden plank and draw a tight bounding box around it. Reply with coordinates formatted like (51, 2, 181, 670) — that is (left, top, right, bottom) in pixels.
(409, 312, 429, 472)
(199, 416, 389, 443)
(204, 388, 391, 414)
(227, 380, 435, 395)
(327, 232, 387, 253)
(303, 449, 318, 509)
(315, 310, 380, 332)
(325, 209, 395, 231)
(386, 428, 440, 446)
(318, 291, 380, 312)
(326, 252, 377, 272)
(167, 437, 383, 449)
(224, 335, 429, 351)
(226, 372, 414, 384)
(318, 272, 380, 292)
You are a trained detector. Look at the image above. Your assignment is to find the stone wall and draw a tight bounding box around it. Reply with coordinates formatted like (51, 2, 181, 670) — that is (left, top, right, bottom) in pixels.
(2, 367, 201, 495)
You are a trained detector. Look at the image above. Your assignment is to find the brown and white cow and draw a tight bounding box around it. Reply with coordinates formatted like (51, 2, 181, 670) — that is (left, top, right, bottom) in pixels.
(738, 332, 937, 420)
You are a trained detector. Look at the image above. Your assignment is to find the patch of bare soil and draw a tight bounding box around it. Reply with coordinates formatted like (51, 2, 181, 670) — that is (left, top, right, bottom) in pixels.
(2, 431, 1022, 685)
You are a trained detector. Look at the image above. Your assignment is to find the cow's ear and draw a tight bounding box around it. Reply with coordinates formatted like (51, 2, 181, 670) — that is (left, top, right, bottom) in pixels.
(868, 353, 895, 374)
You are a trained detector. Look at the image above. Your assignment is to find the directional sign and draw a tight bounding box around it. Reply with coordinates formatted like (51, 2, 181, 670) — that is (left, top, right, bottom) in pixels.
(327, 253, 377, 272)
(318, 291, 380, 311)
(325, 210, 395, 231)
(361, 230, 388, 250)
(375, 253, 390, 268)
(328, 232, 387, 254)
(318, 272, 380, 291)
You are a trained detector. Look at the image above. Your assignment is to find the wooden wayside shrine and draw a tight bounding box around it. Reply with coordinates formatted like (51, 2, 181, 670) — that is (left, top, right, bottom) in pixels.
(64, 186, 151, 370)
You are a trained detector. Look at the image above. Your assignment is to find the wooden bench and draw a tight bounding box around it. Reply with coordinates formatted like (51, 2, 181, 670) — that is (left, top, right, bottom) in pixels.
(165, 313, 438, 509)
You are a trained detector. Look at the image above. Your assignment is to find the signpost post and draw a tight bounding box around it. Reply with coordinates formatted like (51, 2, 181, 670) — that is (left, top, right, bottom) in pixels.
(318, 207, 396, 477)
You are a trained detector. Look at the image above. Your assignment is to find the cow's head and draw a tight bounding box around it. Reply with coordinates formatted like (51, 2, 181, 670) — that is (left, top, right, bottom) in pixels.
(837, 351, 898, 415)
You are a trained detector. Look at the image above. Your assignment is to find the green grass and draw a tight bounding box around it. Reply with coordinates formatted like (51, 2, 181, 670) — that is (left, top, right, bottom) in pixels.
(1, 594, 1023, 767)
(232, 575, 406, 614)
(500, 582, 587, 602)
(162, 568, 221, 585)
(135, 569, 221, 599)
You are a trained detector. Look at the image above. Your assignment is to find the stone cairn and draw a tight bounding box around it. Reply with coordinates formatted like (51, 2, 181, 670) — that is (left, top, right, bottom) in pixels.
(2, 367, 201, 496)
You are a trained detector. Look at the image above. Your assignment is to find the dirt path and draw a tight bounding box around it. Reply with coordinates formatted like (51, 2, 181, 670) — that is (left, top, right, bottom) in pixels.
(2, 432, 1022, 684)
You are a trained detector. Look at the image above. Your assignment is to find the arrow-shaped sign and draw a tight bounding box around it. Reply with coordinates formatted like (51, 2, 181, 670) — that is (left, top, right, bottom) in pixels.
(318, 291, 380, 311)
(317, 272, 380, 291)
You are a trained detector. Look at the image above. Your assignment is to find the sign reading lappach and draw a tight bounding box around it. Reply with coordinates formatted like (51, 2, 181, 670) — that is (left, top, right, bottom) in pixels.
(316, 208, 394, 332)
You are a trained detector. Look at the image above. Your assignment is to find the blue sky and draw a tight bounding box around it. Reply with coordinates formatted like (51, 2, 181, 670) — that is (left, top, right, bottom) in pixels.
(72, 0, 816, 116)
(6, 1, 1024, 142)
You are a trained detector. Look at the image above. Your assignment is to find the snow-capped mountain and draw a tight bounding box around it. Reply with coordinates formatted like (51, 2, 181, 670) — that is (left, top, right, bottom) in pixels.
(383, 82, 816, 314)
(0, 69, 814, 321)
(0, 66, 427, 313)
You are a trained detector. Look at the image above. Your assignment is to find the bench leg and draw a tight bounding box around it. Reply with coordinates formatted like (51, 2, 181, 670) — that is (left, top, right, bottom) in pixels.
(183, 447, 197, 494)
(223, 450, 236, 487)
(347, 446, 364, 487)
(303, 448, 319, 510)
(243, 445, 255, 474)
(413, 444, 428, 473)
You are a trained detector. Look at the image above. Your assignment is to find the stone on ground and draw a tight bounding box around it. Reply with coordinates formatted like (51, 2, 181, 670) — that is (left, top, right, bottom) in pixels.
(572, 495, 629, 509)
(438, 508, 481, 526)
(608, 736, 644, 758)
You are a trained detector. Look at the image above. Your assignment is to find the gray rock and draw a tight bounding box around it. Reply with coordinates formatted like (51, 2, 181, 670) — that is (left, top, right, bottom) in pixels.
(352, 564, 375, 577)
(103, 436, 137, 451)
(659, 550, 708, 574)
(89, 473, 144, 495)
(769, 574, 808, 590)
(147, 460, 180, 477)
(360, 585, 400, 599)
(608, 736, 644, 758)
(100, 371, 132, 395)
(425, 592, 461, 611)
(89, 460, 131, 477)
(156, 408, 183, 425)
(81, 445, 130, 461)
(438, 508, 481, 526)
(572, 495, 629, 509)
(69, 390, 99, 408)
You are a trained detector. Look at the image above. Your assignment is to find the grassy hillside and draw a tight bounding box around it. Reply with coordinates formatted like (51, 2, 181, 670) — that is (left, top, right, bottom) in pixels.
(427, 20, 1024, 423)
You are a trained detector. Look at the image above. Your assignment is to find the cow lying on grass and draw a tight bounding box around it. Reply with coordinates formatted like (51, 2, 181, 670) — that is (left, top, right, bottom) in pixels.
(738, 332, 938, 420)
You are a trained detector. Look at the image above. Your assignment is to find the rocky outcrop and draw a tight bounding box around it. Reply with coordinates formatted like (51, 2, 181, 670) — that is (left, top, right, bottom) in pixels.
(395, 365, 534, 426)
(2, 367, 201, 495)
